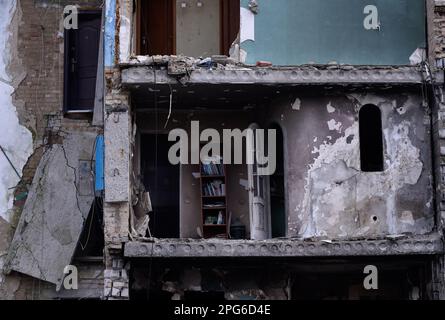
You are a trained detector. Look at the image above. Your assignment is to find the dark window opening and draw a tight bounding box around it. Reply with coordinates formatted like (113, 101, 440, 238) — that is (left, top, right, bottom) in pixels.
(141, 134, 180, 238)
(64, 12, 101, 113)
(137, 0, 240, 56)
(269, 124, 286, 238)
(359, 104, 384, 172)
(74, 197, 104, 257)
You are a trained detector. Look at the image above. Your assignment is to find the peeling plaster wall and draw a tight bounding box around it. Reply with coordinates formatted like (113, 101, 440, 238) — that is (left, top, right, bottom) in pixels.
(0, 0, 33, 290)
(266, 90, 434, 239)
(0, 0, 33, 224)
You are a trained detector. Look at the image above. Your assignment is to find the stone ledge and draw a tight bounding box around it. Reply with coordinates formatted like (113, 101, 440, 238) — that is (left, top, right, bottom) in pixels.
(124, 234, 444, 258)
(121, 66, 430, 86)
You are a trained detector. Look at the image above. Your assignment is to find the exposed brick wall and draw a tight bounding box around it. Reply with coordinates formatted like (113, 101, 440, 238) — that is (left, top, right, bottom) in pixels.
(104, 258, 129, 300)
(12, 0, 103, 196)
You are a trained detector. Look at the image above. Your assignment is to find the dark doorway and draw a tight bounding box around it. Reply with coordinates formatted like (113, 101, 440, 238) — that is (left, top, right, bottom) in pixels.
(269, 124, 286, 238)
(359, 104, 384, 172)
(64, 11, 101, 112)
(141, 134, 180, 238)
(138, 0, 175, 56)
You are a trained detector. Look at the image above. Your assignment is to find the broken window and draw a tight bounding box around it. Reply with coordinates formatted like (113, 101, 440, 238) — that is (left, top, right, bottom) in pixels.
(359, 104, 384, 172)
(64, 11, 102, 113)
(137, 0, 240, 56)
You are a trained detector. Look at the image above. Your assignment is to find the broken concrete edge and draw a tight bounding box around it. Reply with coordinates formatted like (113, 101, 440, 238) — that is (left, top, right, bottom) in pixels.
(436, 0, 445, 8)
(121, 66, 443, 86)
(119, 55, 445, 76)
(124, 234, 444, 258)
(119, 55, 442, 72)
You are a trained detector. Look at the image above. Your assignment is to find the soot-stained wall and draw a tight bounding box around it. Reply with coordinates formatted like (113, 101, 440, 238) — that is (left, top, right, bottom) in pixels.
(265, 89, 434, 239)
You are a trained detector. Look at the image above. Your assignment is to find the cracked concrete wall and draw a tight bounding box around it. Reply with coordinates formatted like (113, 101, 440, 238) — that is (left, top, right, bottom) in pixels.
(266, 90, 434, 239)
(5, 132, 96, 286)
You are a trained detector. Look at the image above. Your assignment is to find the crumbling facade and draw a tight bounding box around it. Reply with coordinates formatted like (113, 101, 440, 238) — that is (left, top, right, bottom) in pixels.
(1, 0, 445, 300)
(0, 0, 104, 299)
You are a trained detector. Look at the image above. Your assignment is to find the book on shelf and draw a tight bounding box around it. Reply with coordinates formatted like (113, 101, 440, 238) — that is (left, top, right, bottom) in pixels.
(204, 211, 225, 225)
(201, 158, 225, 176)
(202, 181, 225, 197)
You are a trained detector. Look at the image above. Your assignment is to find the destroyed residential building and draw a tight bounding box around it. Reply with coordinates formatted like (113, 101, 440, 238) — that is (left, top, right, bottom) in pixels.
(0, 0, 445, 300)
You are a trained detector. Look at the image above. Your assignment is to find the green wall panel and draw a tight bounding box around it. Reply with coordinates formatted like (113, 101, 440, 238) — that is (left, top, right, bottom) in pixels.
(240, 0, 426, 65)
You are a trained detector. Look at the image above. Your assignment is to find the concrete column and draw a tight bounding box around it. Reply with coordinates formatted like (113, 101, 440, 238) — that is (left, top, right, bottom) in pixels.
(103, 69, 132, 299)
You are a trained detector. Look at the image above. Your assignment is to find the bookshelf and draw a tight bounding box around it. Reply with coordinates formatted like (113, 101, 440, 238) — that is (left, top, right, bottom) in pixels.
(200, 158, 228, 239)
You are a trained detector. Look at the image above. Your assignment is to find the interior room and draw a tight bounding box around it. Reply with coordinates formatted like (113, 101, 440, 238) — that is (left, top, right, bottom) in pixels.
(136, 0, 240, 57)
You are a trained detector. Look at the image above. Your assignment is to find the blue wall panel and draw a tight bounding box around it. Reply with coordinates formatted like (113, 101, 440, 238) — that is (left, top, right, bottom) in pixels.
(95, 135, 105, 192)
(105, 0, 116, 67)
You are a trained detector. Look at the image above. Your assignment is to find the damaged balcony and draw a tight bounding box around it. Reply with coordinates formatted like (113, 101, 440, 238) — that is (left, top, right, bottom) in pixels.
(122, 72, 444, 259)
(120, 0, 440, 87)
(125, 234, 444, 258)
(122, 61, 431, 87)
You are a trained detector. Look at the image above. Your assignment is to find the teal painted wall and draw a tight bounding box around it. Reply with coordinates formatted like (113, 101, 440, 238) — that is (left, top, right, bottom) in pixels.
(240, 0, 426, 65)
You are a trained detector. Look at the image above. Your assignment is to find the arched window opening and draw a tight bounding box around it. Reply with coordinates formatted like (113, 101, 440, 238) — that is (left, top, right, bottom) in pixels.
(359, 104, 384, 172)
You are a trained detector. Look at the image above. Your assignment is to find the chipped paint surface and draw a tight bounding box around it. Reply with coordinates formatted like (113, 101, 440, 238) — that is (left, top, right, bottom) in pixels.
(327, 119, 342, 132)
(0, 0, 33, 223)
(299, 120, 424, 238)
(268, 92, 433, 239)
(327, 102, 336, 113)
